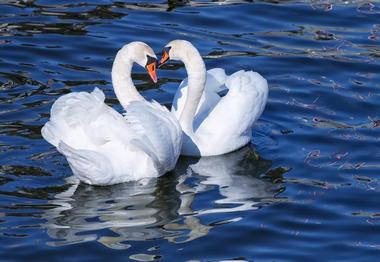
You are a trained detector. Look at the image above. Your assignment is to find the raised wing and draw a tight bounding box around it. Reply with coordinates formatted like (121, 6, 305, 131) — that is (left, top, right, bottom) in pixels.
(125, 100, 182, 172)
(196, 70, 268, 142)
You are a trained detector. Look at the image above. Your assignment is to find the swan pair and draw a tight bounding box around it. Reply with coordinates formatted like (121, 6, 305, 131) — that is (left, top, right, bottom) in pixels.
(42, 40, 268, 185)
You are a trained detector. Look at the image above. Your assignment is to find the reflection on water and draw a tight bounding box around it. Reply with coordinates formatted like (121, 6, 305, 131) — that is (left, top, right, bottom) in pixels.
(43, 176, 178, 249)
(43, 147, 283, 249)
(176, 146, 280, 215)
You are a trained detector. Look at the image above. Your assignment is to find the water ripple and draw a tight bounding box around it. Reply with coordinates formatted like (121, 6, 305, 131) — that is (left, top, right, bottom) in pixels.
(1, 1, 380, 261)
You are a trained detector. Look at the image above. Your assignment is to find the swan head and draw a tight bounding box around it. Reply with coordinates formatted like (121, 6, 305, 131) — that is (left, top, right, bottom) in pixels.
(121, 41, 158, 83)
(158, 40, 197, 67)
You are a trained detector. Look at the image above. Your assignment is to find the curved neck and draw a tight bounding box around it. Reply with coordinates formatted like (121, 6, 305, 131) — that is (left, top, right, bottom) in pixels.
(179, 45, 206, 135)
(111, 49, 144, 109)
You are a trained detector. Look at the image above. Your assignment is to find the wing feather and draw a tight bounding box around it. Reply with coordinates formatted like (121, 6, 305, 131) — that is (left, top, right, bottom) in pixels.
(197, 70, 268, 139)
(125, 100, 182, 172)
(42, 88, 181, 184)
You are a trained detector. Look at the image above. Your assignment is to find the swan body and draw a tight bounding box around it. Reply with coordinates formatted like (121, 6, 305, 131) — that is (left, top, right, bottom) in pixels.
(160, 40, 268, 156)
(42, 42, 182, 185)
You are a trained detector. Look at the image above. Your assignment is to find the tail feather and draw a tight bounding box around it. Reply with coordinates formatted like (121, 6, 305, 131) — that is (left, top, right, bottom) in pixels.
(41, 121, 60, 147)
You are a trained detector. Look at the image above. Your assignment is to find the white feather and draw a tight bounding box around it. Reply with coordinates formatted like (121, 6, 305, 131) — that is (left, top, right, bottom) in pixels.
(42, 88, 182, 185)
(171, 57, 268, 156)
(165, 40, 268, 157)
(41, 41, 182, 185)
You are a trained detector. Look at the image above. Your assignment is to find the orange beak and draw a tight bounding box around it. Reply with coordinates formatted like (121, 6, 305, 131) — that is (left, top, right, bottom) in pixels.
(158, 51, 169, 68)
(145, 61, 157, 83)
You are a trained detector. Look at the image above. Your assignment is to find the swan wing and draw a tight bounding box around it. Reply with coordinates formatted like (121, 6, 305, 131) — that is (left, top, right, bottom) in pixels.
(42, 88, 165, 184)
(125, 100, 182, 173)
(196, 70, 268, 153)
(42, 88, 135, 150)
(203, 68, 228, 93)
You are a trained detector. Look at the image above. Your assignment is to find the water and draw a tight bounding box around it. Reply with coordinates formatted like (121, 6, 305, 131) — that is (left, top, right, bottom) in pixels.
(1, 0, 380, 261)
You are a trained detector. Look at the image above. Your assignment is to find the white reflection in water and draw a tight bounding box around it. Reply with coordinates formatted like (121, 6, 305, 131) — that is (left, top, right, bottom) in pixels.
(43, 147, 282, 249)
(179, 146, 276, 215)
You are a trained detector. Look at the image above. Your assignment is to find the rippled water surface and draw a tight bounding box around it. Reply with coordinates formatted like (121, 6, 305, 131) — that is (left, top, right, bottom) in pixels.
(1, 0, 380, 261)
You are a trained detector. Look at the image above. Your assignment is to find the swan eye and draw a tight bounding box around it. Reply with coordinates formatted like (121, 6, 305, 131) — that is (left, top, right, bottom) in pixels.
(145, 55, 156, 66)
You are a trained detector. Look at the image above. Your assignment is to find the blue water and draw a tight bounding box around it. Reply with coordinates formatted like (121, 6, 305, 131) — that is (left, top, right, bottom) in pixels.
(1, 1, 380, 261)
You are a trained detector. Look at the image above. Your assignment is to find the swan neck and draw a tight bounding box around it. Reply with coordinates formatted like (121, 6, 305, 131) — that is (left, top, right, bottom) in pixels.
(112, 49, 144, 109)
(179, 47, 206, 134)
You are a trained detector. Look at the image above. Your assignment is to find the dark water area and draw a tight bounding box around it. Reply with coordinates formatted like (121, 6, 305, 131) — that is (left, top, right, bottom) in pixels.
(1, 0, 380, 261)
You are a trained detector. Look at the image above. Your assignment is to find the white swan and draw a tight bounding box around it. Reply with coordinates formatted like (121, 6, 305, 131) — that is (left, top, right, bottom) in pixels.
(158, 40, 268, 156)
(42, 42, 182, 185)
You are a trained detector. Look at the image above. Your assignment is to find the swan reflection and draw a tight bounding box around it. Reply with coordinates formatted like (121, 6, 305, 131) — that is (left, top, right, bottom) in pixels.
(43, 146, 284, 248)
(43, 177, 179, 249)
(176, 146, 277, 216)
